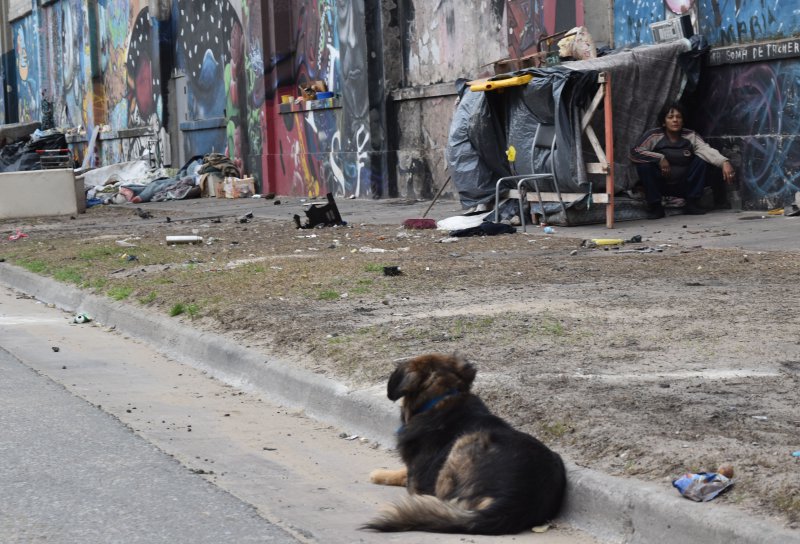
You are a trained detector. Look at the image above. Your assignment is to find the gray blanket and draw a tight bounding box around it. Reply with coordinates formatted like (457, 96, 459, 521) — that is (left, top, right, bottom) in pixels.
(564, 39, 692, 191)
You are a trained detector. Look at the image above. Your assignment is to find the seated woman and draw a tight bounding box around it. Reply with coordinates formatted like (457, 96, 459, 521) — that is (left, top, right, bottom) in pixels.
(630, 101, 736, 219)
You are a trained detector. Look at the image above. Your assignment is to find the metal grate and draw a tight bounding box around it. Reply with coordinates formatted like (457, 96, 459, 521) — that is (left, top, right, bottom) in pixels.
(37, 149, 74, 169)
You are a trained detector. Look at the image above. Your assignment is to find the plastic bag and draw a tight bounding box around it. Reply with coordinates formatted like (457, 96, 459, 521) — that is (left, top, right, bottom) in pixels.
(672, 472, 734, 502)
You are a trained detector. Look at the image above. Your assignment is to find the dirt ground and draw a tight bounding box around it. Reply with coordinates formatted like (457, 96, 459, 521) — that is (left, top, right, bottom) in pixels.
(1, 203, 798, 529)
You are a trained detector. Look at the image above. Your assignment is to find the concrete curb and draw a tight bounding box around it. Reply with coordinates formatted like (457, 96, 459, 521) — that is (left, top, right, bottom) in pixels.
(1, 263, 797, 544)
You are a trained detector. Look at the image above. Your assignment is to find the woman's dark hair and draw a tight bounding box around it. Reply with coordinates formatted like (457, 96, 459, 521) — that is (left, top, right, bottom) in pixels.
(658, 101, 687, 126)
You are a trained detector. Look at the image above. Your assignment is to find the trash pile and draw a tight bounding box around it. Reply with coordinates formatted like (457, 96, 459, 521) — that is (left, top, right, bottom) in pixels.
(0, 127, 71, 172)
(81, 153, 253, 206)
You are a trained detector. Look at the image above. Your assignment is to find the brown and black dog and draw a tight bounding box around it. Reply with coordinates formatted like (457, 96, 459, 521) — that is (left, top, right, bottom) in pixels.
(364, 353, 566, 534)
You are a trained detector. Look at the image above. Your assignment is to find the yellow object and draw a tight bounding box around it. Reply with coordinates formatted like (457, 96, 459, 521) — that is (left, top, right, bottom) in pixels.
(281, 95, 292, 104)
(469, 73, 533, 92)
(767, 208, 783, 215)
(592, 238, 625, 246)
(506, 146, 517, 163)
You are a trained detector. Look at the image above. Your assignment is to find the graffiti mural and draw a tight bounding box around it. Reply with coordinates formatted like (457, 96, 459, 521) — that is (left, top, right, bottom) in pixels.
(266, 0, 361, 197)
(127, 8, 160, 127)
(242, 0, 265, 182)
(98, 0, 136, 129)
(613, 0, 662, 47)
(507, 0, 588, 59)
(174, 0, 248, 172)
(696, 61, 800, 207)
(508, 0, 546, 58)
(12, 18, 40, 123)
(698, 0, 800, 46)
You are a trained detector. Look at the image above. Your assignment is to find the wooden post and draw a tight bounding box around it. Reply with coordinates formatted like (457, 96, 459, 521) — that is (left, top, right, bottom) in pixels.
(603, 72, 615, 228)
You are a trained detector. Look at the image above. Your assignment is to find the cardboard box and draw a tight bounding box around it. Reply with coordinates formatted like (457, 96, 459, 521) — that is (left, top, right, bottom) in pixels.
(221, 176, 255, 198)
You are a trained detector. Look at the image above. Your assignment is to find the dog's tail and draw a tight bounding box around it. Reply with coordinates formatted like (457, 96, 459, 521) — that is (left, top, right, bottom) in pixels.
(362, 494, 480, 533)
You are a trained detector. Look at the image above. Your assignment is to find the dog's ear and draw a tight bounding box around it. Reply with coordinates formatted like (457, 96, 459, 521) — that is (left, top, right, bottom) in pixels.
(452, 354, 476, 389)
(387, 362, 418, 401)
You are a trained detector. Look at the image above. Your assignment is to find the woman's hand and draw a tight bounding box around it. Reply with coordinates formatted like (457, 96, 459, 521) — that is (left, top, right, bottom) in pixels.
(722, 160, 736, 184)
(659, 157, 670, 178)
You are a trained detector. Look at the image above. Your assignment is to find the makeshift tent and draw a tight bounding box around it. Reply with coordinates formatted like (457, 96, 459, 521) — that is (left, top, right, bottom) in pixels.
(447, 38, 706, 224)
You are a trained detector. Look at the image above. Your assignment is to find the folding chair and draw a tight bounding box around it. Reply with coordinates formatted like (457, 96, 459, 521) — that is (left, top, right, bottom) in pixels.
(494, 123, 568, 230)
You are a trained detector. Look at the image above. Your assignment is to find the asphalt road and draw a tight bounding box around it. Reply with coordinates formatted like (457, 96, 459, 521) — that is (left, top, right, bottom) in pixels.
(0, 344, 299, 543)
(0, 286, 599, 544)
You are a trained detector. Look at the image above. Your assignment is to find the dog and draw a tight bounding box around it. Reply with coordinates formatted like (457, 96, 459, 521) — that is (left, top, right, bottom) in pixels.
(364, 353, 566, 534)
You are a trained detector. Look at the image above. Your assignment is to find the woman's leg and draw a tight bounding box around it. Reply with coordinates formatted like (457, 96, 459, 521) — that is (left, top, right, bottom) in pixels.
(684, 156, 708, 199)
(636, 163, 666, 218)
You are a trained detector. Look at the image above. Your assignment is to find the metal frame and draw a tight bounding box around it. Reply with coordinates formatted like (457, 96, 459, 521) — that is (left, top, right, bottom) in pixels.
(494, 71, 616, 228)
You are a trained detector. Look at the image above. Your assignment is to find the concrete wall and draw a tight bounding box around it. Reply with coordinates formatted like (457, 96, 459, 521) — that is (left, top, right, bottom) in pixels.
(0, 168, 83, 219)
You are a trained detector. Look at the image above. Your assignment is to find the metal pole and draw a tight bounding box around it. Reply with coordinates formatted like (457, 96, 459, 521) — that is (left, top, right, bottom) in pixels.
(604, 72, 615, 228)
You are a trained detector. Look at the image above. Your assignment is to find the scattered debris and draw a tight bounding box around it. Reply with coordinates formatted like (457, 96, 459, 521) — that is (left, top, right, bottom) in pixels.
(672, 471, 734, 502)
(135, 207, 152, 219)
(51, 346, 60, 352)
(238, 211, 254, 223)
(543, 226, 555, 234)
(294, 193, 345, 229)
(73, 313, 91, 324)
(166, 235, 203, 244)
(717, 464, 734, 479)
(449, 222, 516, 237)
(8, 229, 28, 241)
(581, 235, 643, 248)
(402, 218, 437, 229)
(383, 266, 402, 277)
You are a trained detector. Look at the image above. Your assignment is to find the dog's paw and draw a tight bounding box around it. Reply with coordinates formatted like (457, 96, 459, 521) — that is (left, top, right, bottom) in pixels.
(369, 467, 408, 487)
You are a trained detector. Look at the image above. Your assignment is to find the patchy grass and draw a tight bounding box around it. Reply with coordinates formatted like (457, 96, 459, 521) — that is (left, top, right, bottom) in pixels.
(138, 291, 157, 304)
(318, 289, 340, 301)
(17, 259, 48, 274)
(107, 285, 133, 301)
(169, 302, 200, 319)
(53, 267, 83, 285)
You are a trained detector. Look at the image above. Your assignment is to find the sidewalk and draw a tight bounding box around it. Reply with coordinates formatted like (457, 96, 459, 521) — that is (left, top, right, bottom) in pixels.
(2, 195, 798, 543)
(138, 195, 800, 252)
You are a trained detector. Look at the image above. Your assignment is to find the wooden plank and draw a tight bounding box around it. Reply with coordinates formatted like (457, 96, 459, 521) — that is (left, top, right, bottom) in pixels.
(586, 163, 608, 174)
(504, 189, 610, 204)
(584, 124, 608, 167)
(581, 85, 605, 131)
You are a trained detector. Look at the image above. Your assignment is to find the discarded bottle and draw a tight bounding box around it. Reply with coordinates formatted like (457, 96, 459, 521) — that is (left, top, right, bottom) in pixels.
(166, 235, 203, 244)
(728, 189, 742, 211)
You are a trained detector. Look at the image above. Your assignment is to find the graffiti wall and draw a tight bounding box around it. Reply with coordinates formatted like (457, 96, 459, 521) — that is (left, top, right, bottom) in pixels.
(613, 0, 662, 47)
(262, 0, 381, 198)
(611, 0, 800, 208)
(695, 61, 800, 208)
(38, 0, 94, 130)
(508, 0, 590, 58)
(697, 0, 800, 46)
(12, 16, 40, 123)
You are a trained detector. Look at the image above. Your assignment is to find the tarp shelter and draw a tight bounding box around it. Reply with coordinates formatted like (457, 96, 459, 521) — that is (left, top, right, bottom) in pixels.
(446, 39, 705, 223)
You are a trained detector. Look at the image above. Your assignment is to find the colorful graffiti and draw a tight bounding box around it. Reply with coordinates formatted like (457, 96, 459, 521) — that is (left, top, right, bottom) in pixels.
(698, 0, 800, 46)
(174, 0, 245, 169)
(266, 0, 377, 198)
(613, 0, 662, 47)
(507, 0, 589, 59)
(13, 17, 40, 123)
(127, 8, 160, 127)
(696, 61, 800, 207)
(507, 0, 547, 57)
